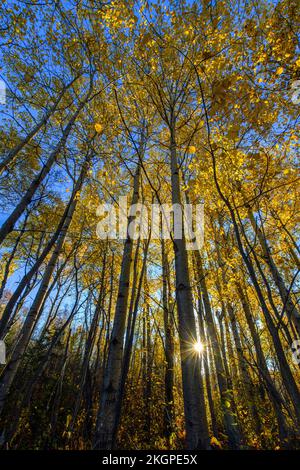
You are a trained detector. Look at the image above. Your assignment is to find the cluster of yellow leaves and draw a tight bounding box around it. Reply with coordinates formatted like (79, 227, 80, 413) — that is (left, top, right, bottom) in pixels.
(94, 123, 103, 133)
(188, 145, 196, 154)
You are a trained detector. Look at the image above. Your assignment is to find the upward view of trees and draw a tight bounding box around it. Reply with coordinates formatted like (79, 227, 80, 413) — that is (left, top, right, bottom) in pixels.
(0, 0, 299, 451)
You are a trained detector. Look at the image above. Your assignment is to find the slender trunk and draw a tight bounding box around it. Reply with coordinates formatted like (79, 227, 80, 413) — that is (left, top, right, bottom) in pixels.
(287, 241, 300, 270)
(0, 74, 81, 173)
(196, 287, 218, 438)
(47, 327, 72, 449)
(227, 305, 262, 436)
(0, 153, 90, 417)
(161, 235, 174, 439)
(169, 121, 209, 449)
(94, 145, 143, 450)
(237, 282, 290, 444)
(0, 175, 85, 338)
(70, 253, 107, 434)
(248, 210, 300, 337)
(217, 313, 232, 386)
(124, 238, 141, 350)
(113, 237, 150, 447)
(232, 212, 300, 423)
(143, 277, 152, 442)
(0, 82, 93, 245)
(194, 250, 241, 449)
(0, 213, 29, 299)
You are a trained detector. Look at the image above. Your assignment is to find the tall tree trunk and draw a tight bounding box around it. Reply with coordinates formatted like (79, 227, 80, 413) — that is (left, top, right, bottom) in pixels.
(0, 80, 93, 245)
(143, 276, 152, 443)
(236, 282, 290, 444)
(0, 152, 90, 418)
(161, 235, 174, 440)
(70, 251, 107, 435)
(194, 249, 241, 449)
(0, 202, 76, 338)
(0, 212, 29, 299)
(0, 74, 82, 173)
(231, 211, 300, 423)
(247, 210, 300, 337)
(169, 119, 209, 449)
(94, 143, 144, 450)
(195, 284, 218, 438)
(113, 236, 150, 447)
(227, 304, 262, 436)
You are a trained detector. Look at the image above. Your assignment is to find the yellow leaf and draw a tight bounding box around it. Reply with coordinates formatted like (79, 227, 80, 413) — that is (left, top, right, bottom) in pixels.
(188, 145, 196, 154)
(276, 66, 284, 75)
(94, 123, 103, 133)
(66, 414, 72, 427)
(210, 436, 222, 449)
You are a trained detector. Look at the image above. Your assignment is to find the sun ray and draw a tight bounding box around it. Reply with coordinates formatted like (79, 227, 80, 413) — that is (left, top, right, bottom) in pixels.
(193, 341, 204, 355)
